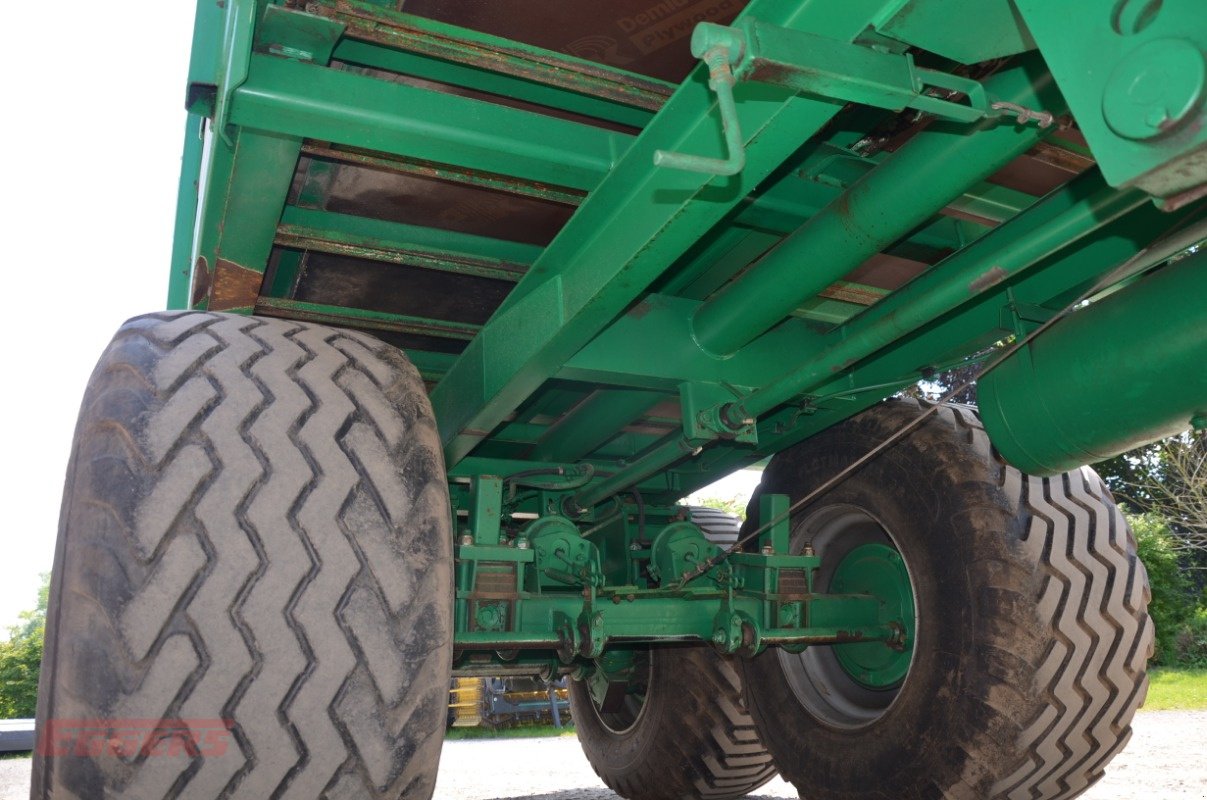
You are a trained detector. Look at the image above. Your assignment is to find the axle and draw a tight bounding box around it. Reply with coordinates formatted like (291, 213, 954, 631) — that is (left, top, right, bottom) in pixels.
(450, 478, 914, 674)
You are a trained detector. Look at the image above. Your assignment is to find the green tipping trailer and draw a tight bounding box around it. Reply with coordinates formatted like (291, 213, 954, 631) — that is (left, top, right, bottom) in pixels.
(32, 1, 1206, 798)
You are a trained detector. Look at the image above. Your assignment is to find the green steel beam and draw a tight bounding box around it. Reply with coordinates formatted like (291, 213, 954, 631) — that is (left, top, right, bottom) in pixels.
(559, 293, 821, 391)
(264, 248, 304, 298)
(332, 39, 657, 130)
(715, 19, 999, 123)
(229, 54, 631, 192)
(184, 0, 226, 116)
(407, 350, 459, 382)
(431, 0, 915, 466)
(872, 0, 1035, 63)
(192, 127, 302, 312)
(168, 114, 206, 310)
(690, 58, 1063, 357)
(305, 0, 673, 111)
(530, 390, 667, 463)
(254, 297, 481, 340)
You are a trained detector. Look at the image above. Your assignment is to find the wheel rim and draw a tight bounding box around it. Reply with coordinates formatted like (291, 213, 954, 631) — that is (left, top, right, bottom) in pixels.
(776, 505, 918, 729)
(830, 542, 914, 688)
(590, 649, 652, 734)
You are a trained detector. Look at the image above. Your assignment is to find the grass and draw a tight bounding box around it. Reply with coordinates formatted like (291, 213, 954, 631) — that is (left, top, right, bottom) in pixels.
(445, 723, 575, 741)
(1143, 667, 1207, 711)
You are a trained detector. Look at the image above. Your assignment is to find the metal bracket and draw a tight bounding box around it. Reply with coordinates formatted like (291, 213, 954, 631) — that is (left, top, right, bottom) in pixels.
(255, 5, 346, 64)
(681, 382, 758, 444)
(666, 18, 1057, 137)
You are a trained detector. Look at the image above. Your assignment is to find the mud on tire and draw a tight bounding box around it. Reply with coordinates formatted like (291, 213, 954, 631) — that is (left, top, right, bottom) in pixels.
(33, 311, 453, 799)
(740, 399, 1153, 800)
(570, 644, 777, 800)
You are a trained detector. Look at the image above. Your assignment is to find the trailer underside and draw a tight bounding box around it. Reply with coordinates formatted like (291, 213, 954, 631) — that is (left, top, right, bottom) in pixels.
(29, 3, 1205, 797)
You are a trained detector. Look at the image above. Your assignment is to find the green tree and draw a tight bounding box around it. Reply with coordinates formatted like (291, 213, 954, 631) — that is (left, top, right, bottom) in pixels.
(1129, 514, 1193, 664)
(0, 573, 48, 719)
(694, 495, 748, 520)
(1099, 430, 1207, 556)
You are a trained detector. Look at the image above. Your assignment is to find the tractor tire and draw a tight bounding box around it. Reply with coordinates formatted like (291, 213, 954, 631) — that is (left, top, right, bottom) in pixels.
(33, 311, 453, 800)
(740, 399, 1152, 800)
(569, 644, 777, 800)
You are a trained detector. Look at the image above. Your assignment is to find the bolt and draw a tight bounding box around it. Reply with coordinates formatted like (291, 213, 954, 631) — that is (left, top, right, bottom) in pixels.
(803, 544, 816, 557)
(761, 544, 774, 555)
(515, 538, 530, 550)
(712, 629, 727, 645)
(630, 542, 642, 551)
(459, 534, 474, 547)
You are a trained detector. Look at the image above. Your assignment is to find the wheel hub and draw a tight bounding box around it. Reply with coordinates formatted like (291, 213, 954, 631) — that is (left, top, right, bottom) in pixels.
(829, 542, 915, 689)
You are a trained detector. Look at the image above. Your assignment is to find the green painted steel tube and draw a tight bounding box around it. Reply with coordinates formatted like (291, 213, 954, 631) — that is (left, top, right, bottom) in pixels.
(726, 172, 1147, 424)
(569, 173, 1146, 509)
(690, 58, 1062, 357)
(978, 248, 1207, 476)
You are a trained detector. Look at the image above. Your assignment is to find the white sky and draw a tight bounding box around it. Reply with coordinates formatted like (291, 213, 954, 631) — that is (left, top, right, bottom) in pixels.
(0, 4, 197, 631)
(0, 5, 762, 633)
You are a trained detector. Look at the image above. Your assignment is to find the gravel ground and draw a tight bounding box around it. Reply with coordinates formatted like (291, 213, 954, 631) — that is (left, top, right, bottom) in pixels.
(2, 710, 1204, 800)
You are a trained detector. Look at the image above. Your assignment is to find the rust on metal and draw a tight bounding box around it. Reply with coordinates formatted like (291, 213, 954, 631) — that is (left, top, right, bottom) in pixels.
(969, 265, 1009, 294)
(298, 0, 677, 109)
(301, 142, 586, 206)
(818, 281, 890, 307)
(1027, 137, 1095, 174)
(209, 258, 265, 311)
(190, 256, 212, 309)
(275, 225, 529, 282)
(255, 297, 482, 340)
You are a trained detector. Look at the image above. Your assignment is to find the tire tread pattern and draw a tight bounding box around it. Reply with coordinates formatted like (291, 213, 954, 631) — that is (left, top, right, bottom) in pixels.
(570, 646, 777, 800)
(741, 399, 1151, 800)
(33, 311, 452, 800)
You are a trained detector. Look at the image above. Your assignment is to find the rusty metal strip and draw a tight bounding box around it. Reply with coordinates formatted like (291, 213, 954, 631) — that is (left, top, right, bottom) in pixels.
(816, 281, 891, 307)
(301, 142, 585, 206)
(275, 224, 528, 282)
(254, 297, 482, 340)
(298, 0, 674, 110)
